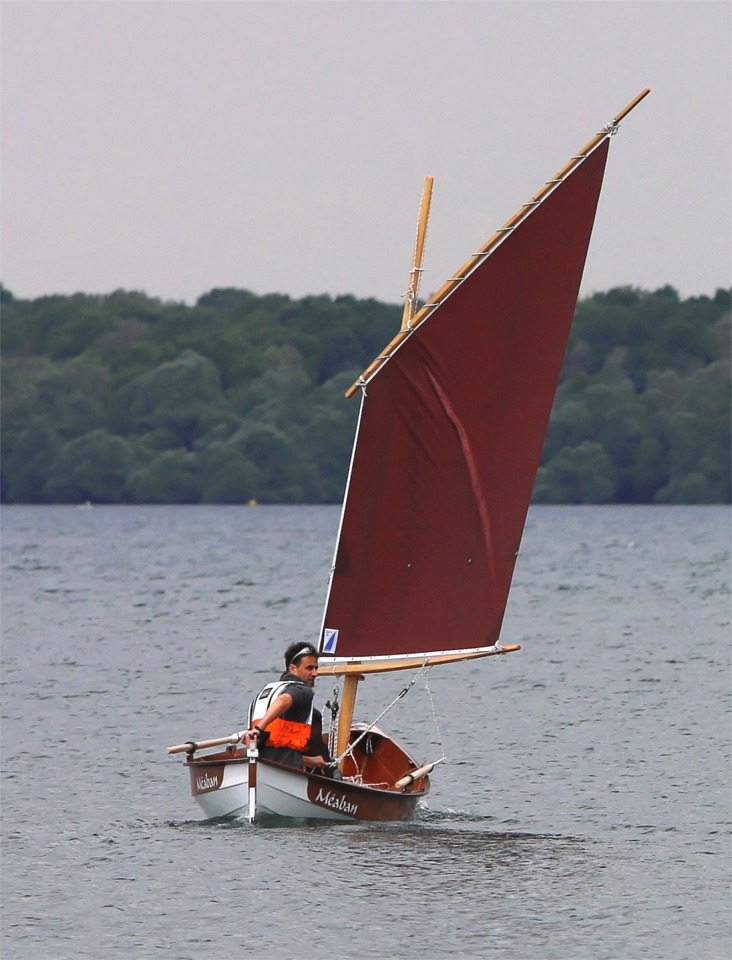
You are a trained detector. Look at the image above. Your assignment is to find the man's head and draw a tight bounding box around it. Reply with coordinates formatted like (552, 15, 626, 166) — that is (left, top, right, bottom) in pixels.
(284, 642, 319, 687)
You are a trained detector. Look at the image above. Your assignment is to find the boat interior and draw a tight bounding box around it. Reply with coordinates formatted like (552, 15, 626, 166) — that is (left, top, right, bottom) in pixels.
(185, 726, 430, 795)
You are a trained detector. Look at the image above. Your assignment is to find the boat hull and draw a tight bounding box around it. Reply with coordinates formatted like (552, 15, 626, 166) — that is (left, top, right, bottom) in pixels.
(185, 727, 430, 822)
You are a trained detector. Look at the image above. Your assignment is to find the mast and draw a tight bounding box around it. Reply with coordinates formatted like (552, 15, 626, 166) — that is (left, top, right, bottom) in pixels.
(330, 175, 434, 765)
(401, 176, 434, 331)
(335, 672, 362, 763)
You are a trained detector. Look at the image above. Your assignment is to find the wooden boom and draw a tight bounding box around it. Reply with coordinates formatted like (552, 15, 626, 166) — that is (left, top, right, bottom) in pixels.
(318, 643, 521, 677)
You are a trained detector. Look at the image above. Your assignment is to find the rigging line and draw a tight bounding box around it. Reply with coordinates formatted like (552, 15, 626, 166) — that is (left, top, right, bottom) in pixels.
(423, 670, 447, 763)
(402, 265, 426, 297)
(331, 661, 431, 767)
(325, 682, 340, 761)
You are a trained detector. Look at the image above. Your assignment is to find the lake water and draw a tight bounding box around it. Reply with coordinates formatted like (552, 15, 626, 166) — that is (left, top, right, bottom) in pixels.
(1, 504, 730, 960)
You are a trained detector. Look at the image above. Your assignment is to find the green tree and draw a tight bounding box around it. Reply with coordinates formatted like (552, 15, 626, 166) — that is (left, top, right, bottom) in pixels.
(583, 375, 651, 501)
(645, 362, 730, 503)
(534, 441, 615, 504)
(196, 441, 263, 504)
(2, 284, 728, 505)
(231, 344, 311, 427)
(126, 449, 200, 503)
(4, 416, 62, 503)
(113, 350, 232, 450)
(34, 361, 111, 440)
(44, 430, 135, 503)
(295, 407, 357, 502)
(229, 423, 301, 502)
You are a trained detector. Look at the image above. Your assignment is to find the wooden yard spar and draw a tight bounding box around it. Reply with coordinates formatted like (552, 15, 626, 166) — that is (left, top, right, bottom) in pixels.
(346, 88, 650, 398)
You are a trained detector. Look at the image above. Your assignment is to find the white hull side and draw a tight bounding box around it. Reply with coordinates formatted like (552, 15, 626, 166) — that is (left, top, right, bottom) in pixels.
(256, 764, 354, 821)
(192, 761, 354, 821)
(193, 761, 249, 819)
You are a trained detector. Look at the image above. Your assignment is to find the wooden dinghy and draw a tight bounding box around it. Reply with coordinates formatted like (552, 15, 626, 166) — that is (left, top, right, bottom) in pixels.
(170, 724, 430, 822)
(167, 90, 649, 823)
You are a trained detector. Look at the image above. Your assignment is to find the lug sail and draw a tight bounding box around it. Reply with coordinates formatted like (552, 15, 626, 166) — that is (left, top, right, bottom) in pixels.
(319, 115, 628, 664)
(169, 96, 648, 825)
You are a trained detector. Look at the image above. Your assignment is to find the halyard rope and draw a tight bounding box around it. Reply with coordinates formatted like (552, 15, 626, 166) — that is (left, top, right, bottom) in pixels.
(423, 669, 447, 763)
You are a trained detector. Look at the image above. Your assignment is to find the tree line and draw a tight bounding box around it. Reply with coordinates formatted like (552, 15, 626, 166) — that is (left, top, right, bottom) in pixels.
(1, 283, 729, 505)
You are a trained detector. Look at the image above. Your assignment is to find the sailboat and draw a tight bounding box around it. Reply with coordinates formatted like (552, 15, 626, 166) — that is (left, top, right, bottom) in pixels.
(167, 89, 649, 822)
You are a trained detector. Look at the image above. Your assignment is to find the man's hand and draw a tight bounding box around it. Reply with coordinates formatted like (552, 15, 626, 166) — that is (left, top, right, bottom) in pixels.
(303, 754, 329, 770)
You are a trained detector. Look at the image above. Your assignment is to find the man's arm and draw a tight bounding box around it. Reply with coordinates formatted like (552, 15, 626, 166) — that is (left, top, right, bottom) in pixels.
(244, 692, 293, 740)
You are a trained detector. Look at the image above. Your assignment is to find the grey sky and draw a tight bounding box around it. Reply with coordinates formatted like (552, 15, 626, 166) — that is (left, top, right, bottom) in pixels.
(2, 0, 730, 307)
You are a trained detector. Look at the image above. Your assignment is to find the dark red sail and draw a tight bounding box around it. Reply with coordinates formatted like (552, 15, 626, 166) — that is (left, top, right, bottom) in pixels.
(321, 139, 610, 661)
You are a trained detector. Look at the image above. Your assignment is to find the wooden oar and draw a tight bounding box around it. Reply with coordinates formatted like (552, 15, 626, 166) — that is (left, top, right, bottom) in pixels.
(394, 757, 445, 790)
(166, 732, 245, 754)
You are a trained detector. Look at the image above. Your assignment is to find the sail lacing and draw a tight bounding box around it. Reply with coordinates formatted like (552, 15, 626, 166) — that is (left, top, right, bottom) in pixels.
(402, 265, 426, 326)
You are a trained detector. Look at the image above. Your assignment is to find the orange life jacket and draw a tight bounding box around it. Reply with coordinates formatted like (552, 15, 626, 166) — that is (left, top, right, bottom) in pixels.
(249, 679, 314, 752)
(266, 716, 312, 751)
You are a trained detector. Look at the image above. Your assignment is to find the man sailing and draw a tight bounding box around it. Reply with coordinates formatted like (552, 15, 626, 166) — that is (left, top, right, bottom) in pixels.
(242, 641, 332, 773)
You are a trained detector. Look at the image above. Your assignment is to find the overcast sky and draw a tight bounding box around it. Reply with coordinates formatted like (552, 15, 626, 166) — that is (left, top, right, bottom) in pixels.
(2, 0, 730, 307)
